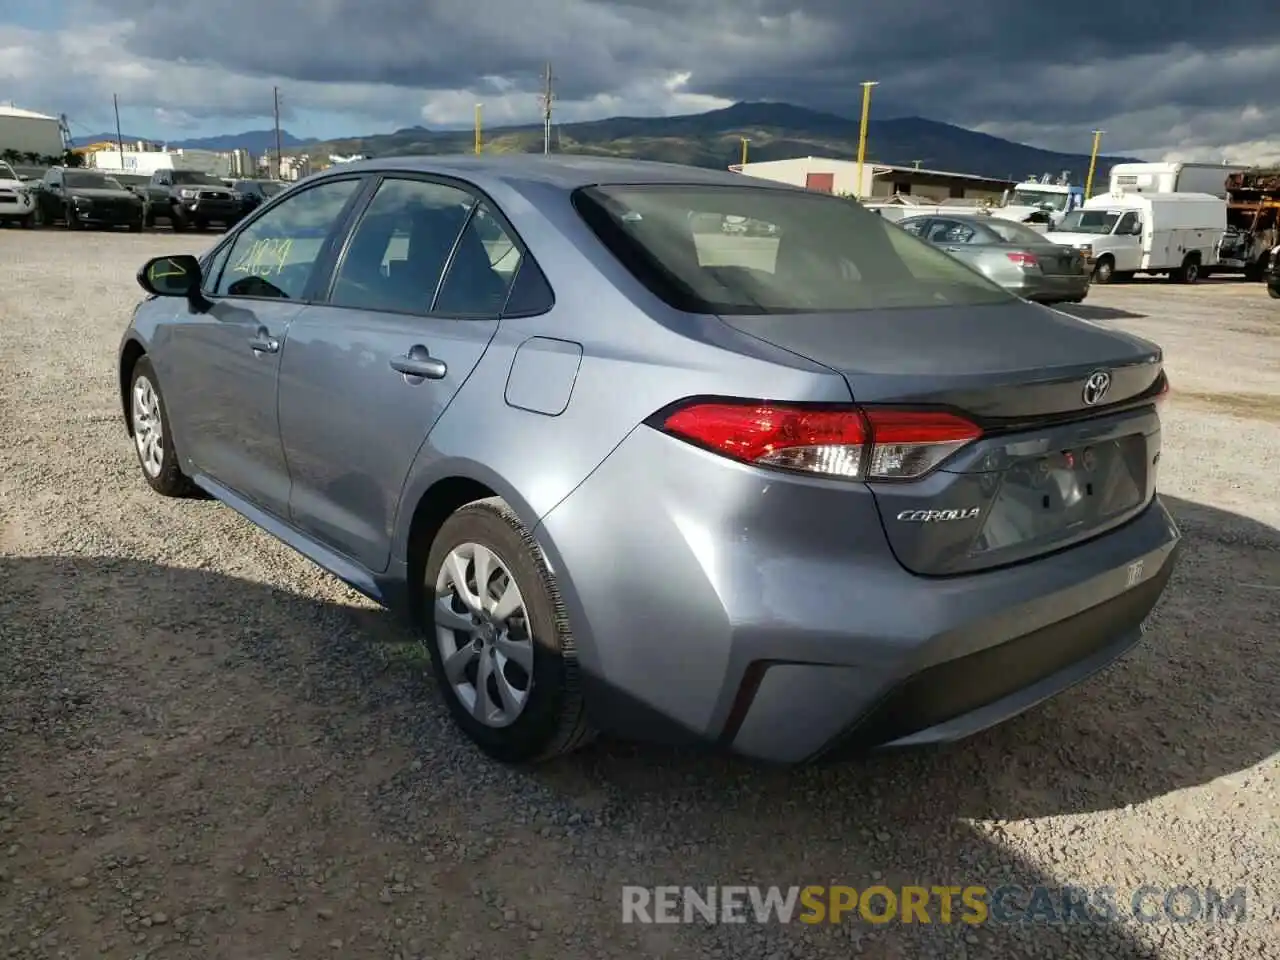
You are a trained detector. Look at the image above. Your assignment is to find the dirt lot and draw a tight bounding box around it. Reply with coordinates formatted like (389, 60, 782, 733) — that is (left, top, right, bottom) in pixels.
(1, 231, 1278, 960)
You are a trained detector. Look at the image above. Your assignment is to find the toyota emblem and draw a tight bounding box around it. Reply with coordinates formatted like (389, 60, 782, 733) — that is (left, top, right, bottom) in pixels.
(1082, 370, 1111, 406)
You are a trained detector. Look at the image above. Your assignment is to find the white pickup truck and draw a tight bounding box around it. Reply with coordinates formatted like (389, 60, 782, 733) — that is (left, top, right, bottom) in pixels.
(0, 161, 37, 228)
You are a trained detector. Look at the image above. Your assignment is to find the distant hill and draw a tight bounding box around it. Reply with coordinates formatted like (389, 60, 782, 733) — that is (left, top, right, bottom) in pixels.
(305, 102, 1141, 183)
(70, 103, 1140, 183)
(72, 130, 317, 153)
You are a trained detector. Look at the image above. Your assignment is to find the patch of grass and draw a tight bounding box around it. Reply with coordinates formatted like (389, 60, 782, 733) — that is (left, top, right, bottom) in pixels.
(1175, 390, 1280, 423)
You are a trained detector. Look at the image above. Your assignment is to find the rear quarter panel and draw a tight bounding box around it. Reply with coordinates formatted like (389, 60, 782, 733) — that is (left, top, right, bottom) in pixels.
(389, 177, 852, 563)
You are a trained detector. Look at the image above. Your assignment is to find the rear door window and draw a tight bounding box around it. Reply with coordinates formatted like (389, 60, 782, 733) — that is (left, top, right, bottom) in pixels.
(572, 185, 1012, 315)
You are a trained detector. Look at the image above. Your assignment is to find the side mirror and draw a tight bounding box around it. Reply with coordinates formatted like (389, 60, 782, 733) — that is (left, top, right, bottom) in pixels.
(137, 254, 210, 310)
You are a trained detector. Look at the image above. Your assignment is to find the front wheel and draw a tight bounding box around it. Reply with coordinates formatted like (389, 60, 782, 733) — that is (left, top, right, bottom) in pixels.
(423, 498, 592, 763)
(169, 205, 188, 232)
(1092, 256, 1115, 284)
(128, 357, 198, 498)
(1268, 284, 1280, 300)
(19, 212, 34, 229)
(62, 203, 80, 229)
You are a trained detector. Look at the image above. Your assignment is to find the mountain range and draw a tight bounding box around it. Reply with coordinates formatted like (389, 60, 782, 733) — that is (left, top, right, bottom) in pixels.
(77, 102, 1143, 183)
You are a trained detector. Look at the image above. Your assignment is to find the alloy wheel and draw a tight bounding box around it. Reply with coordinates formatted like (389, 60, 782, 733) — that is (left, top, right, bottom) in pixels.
(131, 375, 164, 478)
(434, 542, 535, 728)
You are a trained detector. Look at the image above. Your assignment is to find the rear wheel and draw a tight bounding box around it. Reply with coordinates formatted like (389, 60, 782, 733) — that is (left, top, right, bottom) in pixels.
(128, 357, 198, 498)
(1092, 255, 1115, 284)
(423, 498, 592, 763)
(1268, 284, 1280, 300)
(1172, 254, 1201, 284)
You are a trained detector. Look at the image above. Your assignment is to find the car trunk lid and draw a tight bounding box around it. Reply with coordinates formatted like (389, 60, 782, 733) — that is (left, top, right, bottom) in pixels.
(716, 300, 1166, 575)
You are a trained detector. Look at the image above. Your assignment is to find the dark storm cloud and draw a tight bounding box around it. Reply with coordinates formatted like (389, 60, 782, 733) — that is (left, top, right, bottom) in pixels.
(81, 0, 1280, 149)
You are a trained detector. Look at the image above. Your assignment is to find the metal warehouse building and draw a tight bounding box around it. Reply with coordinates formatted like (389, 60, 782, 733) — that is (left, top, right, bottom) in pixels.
(0, 104, 64, 158)
(730, 157, 1014, 202)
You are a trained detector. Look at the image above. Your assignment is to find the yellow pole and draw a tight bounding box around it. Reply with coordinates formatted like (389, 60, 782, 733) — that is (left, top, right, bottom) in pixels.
(475, 103, 483, 155)
(1085, 129, 1103, 200)
(740, 137, 749, 166)
(854, 81, 879, 198)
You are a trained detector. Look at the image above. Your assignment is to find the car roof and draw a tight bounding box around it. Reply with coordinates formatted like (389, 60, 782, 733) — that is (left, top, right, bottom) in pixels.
(319, 154, 796, 193)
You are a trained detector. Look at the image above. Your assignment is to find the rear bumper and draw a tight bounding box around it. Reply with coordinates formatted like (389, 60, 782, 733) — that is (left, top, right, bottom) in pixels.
(1014, 273, 1092, 302)
(536, 426, 1181, 764)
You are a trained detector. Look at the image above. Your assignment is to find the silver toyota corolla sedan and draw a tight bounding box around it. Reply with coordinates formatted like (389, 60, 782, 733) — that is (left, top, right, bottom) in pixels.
(118, 156, 1180, 765)
(898, 213, 1092, 304)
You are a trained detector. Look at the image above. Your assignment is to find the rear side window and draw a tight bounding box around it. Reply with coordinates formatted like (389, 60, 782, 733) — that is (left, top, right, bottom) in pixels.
(572, 184, 1012, 315)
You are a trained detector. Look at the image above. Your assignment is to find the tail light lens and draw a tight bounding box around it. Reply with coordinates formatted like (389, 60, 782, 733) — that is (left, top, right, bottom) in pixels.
(1006, 251, 1039, 269)
(1154, 371, 1170, 406)
(656, 401, 982, 481)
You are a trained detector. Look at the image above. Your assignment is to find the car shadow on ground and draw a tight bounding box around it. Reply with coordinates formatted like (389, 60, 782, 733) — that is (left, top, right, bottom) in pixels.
(1, 493, 1273, 957)
(1056, 302, 1148, 321)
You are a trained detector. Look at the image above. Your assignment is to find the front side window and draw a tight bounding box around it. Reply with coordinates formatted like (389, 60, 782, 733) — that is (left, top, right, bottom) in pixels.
(1058, 210, 1121, 235)
(573, 184, 1011, 315)
(216, 177, 361, 300)
(1115, 212, 1141, 235)
(925, 220, 978, 244)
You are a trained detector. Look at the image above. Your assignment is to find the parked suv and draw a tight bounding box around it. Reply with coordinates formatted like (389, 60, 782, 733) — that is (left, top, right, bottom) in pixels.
(0, 160, 36, 228)
(142, 169, 240, 231)
(33, 167, 144, 230)
(229, 178, 287, 219)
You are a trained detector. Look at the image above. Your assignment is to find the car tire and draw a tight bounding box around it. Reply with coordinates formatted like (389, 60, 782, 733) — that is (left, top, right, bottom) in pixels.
(19, 212, 34, 229)
(1092, 255, 1114, 284)
(1173, 255, 1201, 284)
(423, 497, 593, 764)
(1268, 284, 1280, 300)
(128, 356, 199, 498)
(63, 203, 79, 229)
(128, 219, 143, 232)
(169, 205, 188, 232)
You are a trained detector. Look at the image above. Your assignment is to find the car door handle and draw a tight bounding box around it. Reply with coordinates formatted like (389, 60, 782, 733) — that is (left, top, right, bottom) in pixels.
(390, 345, 447, 381)
(248, 330, 279, 354)
(943, 246, 962, 253)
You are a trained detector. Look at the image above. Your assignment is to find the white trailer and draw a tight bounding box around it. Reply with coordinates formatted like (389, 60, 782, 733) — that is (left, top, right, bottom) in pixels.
(1046, 191, 1226, 284)
(1108, 161, 1251, 200)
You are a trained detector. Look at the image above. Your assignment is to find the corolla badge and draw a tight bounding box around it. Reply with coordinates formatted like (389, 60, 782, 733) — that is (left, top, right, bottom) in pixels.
(897, 507, 981, 522)
(1082, 370, 1111, 406)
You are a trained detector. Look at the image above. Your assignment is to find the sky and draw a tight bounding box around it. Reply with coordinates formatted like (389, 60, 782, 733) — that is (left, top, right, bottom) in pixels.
(2, 0, 1278, 162)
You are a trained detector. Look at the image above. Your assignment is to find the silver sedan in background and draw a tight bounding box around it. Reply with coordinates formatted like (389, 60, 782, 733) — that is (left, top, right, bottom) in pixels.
(898, 213, 1092, 305)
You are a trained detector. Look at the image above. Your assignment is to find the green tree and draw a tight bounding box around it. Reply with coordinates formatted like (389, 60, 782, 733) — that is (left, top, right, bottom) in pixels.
(61, 150, 85, 168)
(0, 148, 20, 165)
(21, 151, 40, 164)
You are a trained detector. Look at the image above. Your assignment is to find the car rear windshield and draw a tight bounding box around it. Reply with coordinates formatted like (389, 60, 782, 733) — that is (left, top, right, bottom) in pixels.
(572, 184, 1014, 314)
(985, 219, 1050, 245)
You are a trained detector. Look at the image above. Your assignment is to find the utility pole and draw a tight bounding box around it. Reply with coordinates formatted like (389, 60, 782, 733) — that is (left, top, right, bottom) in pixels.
(854, 81, 879, 198)
(1085, 129, 1104, 200)
(273, 86, 283, 180)
(113, 93, 125, 164)
(539, 62, 555, 155)
(475, 103, 483, 155)
(740, 137, 750, 166)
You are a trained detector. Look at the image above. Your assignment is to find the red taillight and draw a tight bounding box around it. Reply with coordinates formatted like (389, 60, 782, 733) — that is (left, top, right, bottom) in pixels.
(657, 402, 982, 481)
(1007, 251, 1039, 268)
(1154, 372, 1170, 406)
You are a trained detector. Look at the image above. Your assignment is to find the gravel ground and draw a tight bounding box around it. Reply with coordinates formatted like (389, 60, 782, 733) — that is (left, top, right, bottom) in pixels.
(1, 230, 1277, 960)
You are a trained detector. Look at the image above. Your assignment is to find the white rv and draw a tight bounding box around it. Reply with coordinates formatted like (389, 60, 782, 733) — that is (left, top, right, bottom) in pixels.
(1108, 162, 1250, 200)
(1045, 191, 1226, 284)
